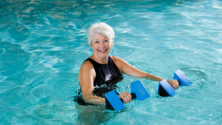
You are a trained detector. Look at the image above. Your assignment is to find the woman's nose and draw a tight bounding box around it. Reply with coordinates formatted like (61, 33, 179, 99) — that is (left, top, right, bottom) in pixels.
(99, 41, 105, 47)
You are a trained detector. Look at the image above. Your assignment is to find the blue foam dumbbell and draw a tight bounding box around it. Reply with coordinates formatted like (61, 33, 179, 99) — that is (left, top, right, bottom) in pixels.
(105, 80, 150, 111)
(158, 70, 192, 97)
(174, 70, 192, 86)
(158, 79, 177, 97)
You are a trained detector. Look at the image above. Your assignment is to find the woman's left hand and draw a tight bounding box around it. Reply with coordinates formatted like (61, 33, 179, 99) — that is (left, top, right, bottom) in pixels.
(119, 91, 132, 103)
(167, 80, 179, 89)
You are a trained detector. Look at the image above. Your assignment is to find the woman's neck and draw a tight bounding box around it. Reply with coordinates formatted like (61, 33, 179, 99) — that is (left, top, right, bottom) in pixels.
(90, 54, 109, 64)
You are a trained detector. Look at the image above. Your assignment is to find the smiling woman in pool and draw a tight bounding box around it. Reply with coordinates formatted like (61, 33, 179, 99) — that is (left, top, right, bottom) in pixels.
(78, 23, 179, 105)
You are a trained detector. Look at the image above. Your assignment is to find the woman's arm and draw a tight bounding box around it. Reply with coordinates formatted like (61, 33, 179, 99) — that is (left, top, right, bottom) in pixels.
(112, 56, 162, 80)
(78, 61, 105, 105)
(112, 56, 179, 89)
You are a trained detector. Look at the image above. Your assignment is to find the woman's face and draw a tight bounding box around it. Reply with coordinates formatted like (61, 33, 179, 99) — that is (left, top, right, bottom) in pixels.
(91, 33, 113, 59)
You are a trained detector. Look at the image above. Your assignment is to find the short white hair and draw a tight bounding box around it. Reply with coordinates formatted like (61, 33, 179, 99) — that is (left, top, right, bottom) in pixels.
(87, 23, 115, 46)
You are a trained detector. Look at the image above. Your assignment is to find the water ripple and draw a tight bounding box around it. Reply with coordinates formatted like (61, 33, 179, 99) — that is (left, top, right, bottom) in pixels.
(0, 0, 222, 124)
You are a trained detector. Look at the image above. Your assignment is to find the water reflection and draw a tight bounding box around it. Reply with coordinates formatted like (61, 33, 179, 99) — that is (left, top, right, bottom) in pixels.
(0, 0, 222, 124)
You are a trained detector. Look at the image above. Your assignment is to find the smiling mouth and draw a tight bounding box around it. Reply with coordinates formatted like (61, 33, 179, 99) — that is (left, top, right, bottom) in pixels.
(99, 49, 107, 53)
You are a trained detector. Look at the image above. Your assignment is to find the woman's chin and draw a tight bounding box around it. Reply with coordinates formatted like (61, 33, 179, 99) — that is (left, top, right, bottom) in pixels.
(100, 54, 109, 59)
(98, 53, 109, 58)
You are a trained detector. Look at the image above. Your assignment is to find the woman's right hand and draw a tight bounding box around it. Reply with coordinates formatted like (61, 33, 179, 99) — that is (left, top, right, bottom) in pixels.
(119, 91, 132, 103)
(167, 80, 179, 89)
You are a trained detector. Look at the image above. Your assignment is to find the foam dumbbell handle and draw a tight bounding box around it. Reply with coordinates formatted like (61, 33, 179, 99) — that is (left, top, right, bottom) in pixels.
(120, 93, 137, 103)
(131, 93, 136, 99)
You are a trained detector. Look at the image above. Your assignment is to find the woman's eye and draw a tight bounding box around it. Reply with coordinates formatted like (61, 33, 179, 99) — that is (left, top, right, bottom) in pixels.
(95, 41, 99, 43)
(104, 40, 109, 42)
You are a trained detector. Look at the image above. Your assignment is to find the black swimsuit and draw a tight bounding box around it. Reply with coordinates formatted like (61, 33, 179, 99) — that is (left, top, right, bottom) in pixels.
(86, 56, 123, 87)
(74, 56, 123, 105)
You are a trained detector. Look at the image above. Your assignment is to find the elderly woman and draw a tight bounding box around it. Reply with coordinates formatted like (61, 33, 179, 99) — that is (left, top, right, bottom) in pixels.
(78, 23, 179, 105)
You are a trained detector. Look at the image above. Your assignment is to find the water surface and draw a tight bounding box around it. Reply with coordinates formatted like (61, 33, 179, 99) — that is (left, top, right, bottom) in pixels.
(0, 0, 222, 124)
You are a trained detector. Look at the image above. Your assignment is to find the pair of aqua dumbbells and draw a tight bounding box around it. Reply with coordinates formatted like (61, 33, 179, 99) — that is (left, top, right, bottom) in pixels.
(105, 70, 192, 111)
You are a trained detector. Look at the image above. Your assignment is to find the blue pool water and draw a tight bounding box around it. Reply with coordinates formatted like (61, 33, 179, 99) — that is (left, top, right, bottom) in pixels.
(0, 0, 222, 124)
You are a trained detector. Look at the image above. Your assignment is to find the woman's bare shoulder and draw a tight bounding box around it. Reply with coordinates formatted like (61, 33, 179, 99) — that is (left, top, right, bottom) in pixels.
(78, 60, 95, 84)
(80, 60, 94, 71)
(110, 56, 122, 61)
(111, 56, 127, 64)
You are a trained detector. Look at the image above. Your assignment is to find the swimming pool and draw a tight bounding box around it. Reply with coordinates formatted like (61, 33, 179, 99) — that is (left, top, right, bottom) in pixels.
(0, 0, 222, 124)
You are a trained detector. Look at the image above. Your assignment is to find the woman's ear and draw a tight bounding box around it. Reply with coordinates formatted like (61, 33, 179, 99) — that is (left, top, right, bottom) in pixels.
(111, 40, 114, 47)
